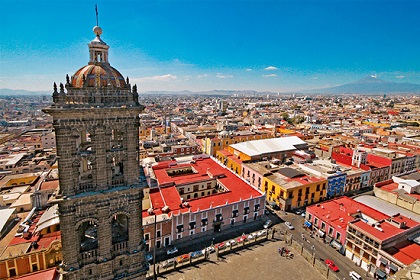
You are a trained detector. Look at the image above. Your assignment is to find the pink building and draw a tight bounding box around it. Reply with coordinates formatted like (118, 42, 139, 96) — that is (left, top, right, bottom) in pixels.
(143, 155, 265, 251)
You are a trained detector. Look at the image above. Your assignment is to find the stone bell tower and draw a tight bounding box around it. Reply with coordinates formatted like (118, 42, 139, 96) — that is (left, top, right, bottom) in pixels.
(43, 25, 147, 280)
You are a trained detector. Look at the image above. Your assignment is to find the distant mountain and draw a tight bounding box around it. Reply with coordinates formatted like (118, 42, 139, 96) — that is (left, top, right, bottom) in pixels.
(141, 89, 275, 96)
(306, 76, 420, 94)
(0, 88, 50, 96)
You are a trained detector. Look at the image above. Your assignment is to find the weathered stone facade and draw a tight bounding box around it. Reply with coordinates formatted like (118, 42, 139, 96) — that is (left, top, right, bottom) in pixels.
(42, 25, 147, 280)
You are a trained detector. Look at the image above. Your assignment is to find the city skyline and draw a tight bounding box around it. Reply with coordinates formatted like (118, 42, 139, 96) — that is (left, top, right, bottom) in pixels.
(1, 0, 420, 92)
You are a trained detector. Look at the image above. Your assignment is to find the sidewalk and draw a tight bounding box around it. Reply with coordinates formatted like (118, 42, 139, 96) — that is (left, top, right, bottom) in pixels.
(153, 215, 271, 262)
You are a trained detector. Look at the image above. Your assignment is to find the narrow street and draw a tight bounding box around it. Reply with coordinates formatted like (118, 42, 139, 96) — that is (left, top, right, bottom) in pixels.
(278, 210, 370, 280)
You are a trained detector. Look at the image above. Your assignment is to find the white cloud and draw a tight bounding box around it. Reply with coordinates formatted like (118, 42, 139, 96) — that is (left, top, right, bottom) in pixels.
(137, 74, 177, 82)
(395, 75, 405, 79)
(263, 74, 277, 77)
(197, 74, 208, 78)
(264, 66, 278, 71)
(246, 68, 252, 71)
(216, 74, 233, 79)
(371, 74, 377, 78)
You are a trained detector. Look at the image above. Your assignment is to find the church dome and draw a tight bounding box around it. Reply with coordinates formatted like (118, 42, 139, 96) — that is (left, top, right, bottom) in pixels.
(69, 25, 128, 89)
(71, 64, 127, 88)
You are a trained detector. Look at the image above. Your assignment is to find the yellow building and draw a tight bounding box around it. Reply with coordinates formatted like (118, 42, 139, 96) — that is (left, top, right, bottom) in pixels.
(262, 167, 327, 211)
(216, 149, 243, 175)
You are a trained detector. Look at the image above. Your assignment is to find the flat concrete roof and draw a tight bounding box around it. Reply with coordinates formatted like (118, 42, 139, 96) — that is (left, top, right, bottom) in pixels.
(354, 195, 420, 223)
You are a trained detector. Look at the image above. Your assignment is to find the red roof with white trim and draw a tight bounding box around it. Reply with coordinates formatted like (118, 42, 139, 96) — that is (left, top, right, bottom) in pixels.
(144, 157, 263, 218)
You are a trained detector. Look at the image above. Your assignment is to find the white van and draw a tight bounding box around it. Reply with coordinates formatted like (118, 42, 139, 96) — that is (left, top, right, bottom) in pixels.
(349, 271, 363, 280)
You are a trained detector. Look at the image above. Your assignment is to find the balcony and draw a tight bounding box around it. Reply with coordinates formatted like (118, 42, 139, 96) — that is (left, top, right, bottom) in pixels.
(112, 241, 128, 257)
(79, 249, 98, 265)
(112, 178, 125, 186)
(78, 183, 95, 193)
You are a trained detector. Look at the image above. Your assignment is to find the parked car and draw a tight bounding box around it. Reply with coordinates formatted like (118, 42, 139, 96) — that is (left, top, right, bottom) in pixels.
(285, 222, 294, 230)
(237, 235, 247, 243)
(349, 271, 363, 280)
(257, 229, 267, 237)
(263, 219, 272, 229)
(166, 246, 178, 255)
(215, 242, 225, 250)
(176, 254, 190, 263)
(161, 258, 175, 268)
(226, 239, 236, 247)
(325, 259, 339, 272)
(301, 212, 306, 217)
(295, 209, 302, 215)
(248, 232, 257, 240)
(190, 250, 204, 259)
(203, 246, 215, 254)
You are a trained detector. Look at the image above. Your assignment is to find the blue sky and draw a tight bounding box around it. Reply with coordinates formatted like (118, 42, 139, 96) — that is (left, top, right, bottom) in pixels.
(1, 0, 419, 92)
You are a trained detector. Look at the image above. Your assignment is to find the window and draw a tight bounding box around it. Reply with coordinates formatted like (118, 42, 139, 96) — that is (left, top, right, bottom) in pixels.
(243, 206, 249, 214)
(144, 233, 150, 241)
(316, 184, 320, 191)
(201, 218, 208, 226)
(336, 232, 341, 241)
(232, 210, 239, 217)
(177, 225, 184, 233)
(189, 221, 196, 229)
(328, 227, 333, 236)
(157, 230, 161, 238)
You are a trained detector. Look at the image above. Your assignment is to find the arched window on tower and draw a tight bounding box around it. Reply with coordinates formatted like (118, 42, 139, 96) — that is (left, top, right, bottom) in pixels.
(112, 214, 129, 244)
(111, 129, 124, 150)
(79, 220, 98, 252)
(111, 156, 124, 186)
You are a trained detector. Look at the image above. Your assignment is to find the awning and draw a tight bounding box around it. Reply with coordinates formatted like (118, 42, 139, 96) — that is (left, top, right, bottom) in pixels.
(35, 216, 60, 233)
(331, 240, 342, 250)
(388, 263, 398, 271)
(379, 258, 388, 266)
(325, 235, 333, 243)
(318, 229, 325, 237)
(304, 220, 312, 227)
(376, 270, 387, 279)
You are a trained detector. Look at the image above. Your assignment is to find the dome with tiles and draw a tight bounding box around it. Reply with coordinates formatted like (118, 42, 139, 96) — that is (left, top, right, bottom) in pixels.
(70, 26, 127, 89)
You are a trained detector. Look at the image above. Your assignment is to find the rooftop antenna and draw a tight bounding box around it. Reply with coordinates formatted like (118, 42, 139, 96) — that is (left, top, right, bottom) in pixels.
(95, 4, 99, 26)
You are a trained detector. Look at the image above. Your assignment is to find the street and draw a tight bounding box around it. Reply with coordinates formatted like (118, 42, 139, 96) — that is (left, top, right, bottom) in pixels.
(150, 209, 371, 280)
(277, 210, 370, 280)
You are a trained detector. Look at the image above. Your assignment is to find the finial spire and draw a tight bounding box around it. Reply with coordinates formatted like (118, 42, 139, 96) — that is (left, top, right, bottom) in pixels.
(95, 5, 99, 26)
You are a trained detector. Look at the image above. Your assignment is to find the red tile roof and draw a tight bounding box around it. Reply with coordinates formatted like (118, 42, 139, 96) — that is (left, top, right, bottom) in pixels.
(15, 268, 58, 280)
(352, 213, 419, 242)
(40, 180, 59, 191)
(389, 242, 420, 265)
(375, 180, 420, 201)
(145, 157, 263, 218)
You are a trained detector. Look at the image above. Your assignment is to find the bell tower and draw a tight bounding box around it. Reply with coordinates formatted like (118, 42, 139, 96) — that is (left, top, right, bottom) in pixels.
(43, 23, 147, 280)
